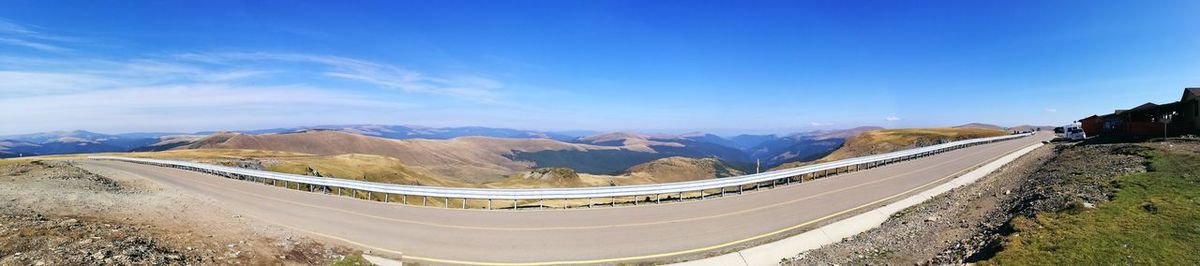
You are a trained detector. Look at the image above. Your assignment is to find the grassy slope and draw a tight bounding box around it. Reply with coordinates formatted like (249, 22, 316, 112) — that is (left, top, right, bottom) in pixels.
(983, 149, 1200, 264)
(131, 150, 467, 187)
(622, 156, 745, 184)
(27, 149, 468, 188)
(261, 153, 468, 187)
(771, 128, 1007, 171)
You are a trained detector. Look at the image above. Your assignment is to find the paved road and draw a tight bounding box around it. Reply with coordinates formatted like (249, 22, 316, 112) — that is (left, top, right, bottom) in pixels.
(76, 132, 1052, 265)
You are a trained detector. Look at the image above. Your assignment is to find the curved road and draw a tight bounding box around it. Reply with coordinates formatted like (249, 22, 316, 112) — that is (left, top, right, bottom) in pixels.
(76, 132, 1051, 265)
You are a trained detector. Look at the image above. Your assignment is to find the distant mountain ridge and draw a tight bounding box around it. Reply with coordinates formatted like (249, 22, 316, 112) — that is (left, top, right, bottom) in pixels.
(733, 126, 884, 168)
(0, 125, 885, 170)
(770, 127, 1008, 171)
(196, 124, 587, 141)
(0, 125, 595, 158)
(953, 123, 1006, 130)
(0, 130, 165, 158)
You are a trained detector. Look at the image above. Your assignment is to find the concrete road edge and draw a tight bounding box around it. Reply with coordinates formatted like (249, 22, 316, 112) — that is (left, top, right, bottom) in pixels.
(673, 142, 1045, 266)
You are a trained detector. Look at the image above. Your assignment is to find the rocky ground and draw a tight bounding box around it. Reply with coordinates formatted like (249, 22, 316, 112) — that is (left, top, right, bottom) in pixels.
(0, 160, 368, 265)
(782, 139, 1193, 265)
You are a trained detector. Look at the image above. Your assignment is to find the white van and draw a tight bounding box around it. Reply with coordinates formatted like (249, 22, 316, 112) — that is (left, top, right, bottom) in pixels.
(1054, 123, 1087, 140)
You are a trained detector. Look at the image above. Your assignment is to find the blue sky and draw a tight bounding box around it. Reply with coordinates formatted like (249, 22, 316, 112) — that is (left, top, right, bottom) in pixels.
(1, 1, 1198, 135)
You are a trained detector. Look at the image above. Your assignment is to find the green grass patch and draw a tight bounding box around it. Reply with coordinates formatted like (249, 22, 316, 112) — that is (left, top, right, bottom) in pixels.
(982, 150, 1200, 265)
(330, 254, 369, 266)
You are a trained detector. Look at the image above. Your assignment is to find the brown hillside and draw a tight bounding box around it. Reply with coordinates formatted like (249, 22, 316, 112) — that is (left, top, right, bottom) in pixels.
(485, 168, 595, 188)
(771, 128, 1007, 171)
(176, 130, 623, 183)
(953, 123, 1006, 130)
(576, 131, 682, 152)
(1010, 125, 1055, 132)
(486, 156, 745, 188)
(623, 156, 745, 183)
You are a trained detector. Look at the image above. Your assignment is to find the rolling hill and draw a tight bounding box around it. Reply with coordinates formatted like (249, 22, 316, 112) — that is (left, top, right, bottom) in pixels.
(745, 126, 883, 168)
(3, 125, 915, 188)
(157, 130, 625, 183)
(953, 123, 1006, 131)
(770, 127, 1008, 170)
(485, 156, 745, 188)
(0, 130, 165, 158)
(1, 125, 596, 158)
(1010, 125, 1056, 132)
(622, 156, 745, 184)
(197, 124, 583, 141)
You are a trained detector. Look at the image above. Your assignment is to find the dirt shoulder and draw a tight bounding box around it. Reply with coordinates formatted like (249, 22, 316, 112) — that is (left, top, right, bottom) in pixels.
(784, 139, 1169, 265)
(0, 160, 366, 265)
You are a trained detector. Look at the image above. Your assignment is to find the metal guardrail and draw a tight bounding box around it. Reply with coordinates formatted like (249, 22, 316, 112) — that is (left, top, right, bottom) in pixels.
(90, 133, 1031, 209)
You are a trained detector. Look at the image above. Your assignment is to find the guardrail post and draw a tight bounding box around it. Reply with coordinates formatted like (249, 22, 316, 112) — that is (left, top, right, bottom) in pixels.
(487, 199, 492, 210)
(422, 196, 427, 206)
(462, 198, 466, 209)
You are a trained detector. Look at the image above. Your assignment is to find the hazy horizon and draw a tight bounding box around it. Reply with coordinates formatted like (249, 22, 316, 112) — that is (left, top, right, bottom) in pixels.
(0, 122, 1041, 138)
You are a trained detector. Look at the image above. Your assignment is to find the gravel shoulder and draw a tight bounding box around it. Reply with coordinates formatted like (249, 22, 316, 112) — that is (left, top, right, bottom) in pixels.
(0, 160, 366, 265)
(784, 139, 1170, 265)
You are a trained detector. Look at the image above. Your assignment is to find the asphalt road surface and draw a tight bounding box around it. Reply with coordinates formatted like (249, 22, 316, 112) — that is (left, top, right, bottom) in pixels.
(76, 132, 1052, 265)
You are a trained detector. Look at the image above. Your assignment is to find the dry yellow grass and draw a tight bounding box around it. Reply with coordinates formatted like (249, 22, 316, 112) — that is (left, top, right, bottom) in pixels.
(623, 156, 744, 184)
(772, 128, 1007, 171)
(484, 156, 742, 189)
(180, 131, 626, 182)
(14, 148, 760, 210)
(262, 153, 468, 187)
(0, 158, 34, 167)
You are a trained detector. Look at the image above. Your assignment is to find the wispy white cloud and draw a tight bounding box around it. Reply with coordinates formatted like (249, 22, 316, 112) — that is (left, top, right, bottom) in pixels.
(0, 71, 121, 95)
(0, 20, 34, 35)
(0, 19, 76, 52)
(0, 84, 410, 134)
(0, 20, 511, 134)
(1044, 108, 1058, 113)
(0, 37, 65, 52)
(809, 121, 822, 126)
(885, 116, 902, 121)
(175, 52, 504, 103)
(0, 51, 511, 134)
(0, 57, 269, 96)
(202, 70, 274, 82)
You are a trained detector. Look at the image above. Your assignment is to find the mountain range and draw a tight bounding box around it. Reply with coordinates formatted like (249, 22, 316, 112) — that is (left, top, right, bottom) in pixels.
(0, 125, 877, 168)
(0, 124, 1035, 181)
(0, 125, 589, 158)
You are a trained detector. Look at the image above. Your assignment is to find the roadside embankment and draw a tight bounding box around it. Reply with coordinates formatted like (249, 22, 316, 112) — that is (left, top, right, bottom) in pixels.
(0, 160, 368, 265)
(785, 139, 1197, 265)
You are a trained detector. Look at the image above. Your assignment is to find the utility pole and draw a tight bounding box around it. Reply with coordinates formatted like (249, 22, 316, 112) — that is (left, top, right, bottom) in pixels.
(1162, 111, 1176, 140)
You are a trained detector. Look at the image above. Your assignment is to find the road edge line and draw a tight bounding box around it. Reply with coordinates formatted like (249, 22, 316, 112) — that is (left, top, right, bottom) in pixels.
(674, 142, 1045, 266)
